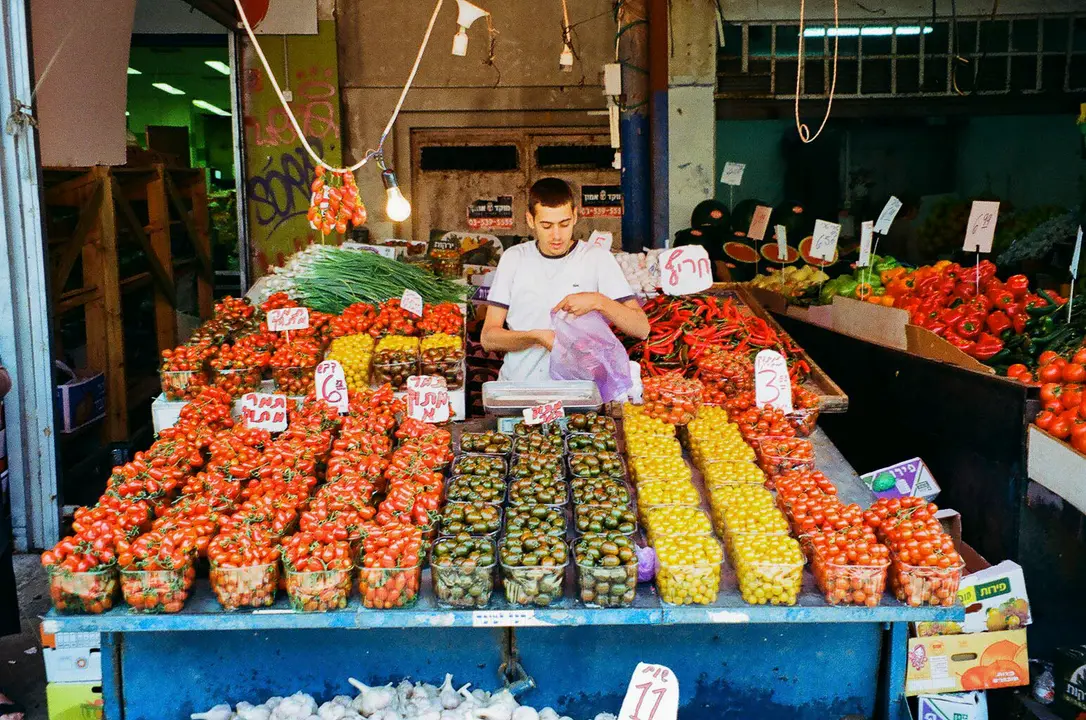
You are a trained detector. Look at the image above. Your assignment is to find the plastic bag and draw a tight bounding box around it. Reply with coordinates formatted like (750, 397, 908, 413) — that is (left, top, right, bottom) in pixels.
(549, 311, 633, 403)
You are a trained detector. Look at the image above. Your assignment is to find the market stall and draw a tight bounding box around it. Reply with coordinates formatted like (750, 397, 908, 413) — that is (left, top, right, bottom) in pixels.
(40, 249, 966, 720)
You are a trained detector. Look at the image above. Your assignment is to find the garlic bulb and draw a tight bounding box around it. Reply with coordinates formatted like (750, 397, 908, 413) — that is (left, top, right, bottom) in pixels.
(348, 679, 395, 717)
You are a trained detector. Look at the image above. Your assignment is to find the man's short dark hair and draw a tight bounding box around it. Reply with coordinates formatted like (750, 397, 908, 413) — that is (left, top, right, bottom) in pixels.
(528, 178, 575, 216)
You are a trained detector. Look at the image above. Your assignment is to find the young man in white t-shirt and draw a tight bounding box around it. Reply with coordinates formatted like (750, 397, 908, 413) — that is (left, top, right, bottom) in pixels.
(481, 178, 650, 382)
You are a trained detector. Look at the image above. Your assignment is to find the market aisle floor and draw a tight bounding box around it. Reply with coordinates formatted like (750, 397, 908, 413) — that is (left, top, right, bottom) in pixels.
(1, 554, 48, 720)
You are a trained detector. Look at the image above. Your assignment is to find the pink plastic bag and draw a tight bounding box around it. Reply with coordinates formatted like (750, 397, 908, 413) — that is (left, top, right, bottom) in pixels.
(549, 311, 633, 403)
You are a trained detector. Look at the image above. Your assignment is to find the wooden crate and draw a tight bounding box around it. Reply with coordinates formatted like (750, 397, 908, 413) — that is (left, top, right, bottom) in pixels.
(44, 165, 214, 442)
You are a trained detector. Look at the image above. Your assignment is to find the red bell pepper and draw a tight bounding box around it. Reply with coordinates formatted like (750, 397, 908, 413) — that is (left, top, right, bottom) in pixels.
(972, 332, 1005, 361)
(1005, 274, 1030, 299)
(944, 331, 976, 355)
(986, 311, 1012, 336)
(939, 307, 965, 325)
(927, 321, 948, 337)
(954, 282, 978, 301)
(1011, 312, 1028, 335)
(980, 276, 1003, 294)
(955, 317, 982, 340)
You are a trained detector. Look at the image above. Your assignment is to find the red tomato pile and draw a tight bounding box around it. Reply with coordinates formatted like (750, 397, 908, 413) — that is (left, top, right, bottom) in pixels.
(357, 523, 424, 609)
(307, 167, 367, 236)
(160, 343, 217, 401)
(418, 303, 464, 336)
(641, 374, 703, 425)
(755, 436, 814, 478)
(1033, 348, 1086, 453)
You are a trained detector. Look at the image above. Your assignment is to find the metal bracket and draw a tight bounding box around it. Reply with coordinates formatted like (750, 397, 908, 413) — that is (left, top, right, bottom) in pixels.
(499, 629, 536, 697)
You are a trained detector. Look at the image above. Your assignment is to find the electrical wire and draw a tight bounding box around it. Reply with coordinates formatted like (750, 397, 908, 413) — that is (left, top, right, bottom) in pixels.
(794, 0, 840, 143)
(232, 0, 443, 173)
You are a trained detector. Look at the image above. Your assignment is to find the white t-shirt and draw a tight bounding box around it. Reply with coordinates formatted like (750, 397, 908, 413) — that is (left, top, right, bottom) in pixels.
(486, 241, 636, 382)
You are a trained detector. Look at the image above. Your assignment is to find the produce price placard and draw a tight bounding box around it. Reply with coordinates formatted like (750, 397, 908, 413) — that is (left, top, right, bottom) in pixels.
(747, 205, 772, 242)
(874, 196, 902, 235)
(523, 400, 564, 426)
(810, 220, 841, 263)
(775, 224, 788, 260)
(266, 307, 310, 332)
(963, 201, 1000, 253)
(720, 162, 746, 186)
(401, 289, 424, 317)
(314, 360, 348, 414)
(660, 245, 713, 296)
(618, 663, 679, 720)
(239, 393, 289, 432)
(858, 221, 874, 268)
(754, 349, 793, 413)
(406, 375, 450, 423)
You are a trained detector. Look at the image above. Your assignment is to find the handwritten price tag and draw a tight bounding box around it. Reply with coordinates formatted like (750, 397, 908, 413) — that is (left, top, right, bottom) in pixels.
(239, 393, 289, 432)
(809, 220, 841, 263)
(618, 663, 679, 720)
(1071, 226, 1082, 280)
(874, 196, 902, 235)
(963, 200, 1000, 253)
(661, 246, 713, 296)
(587, 230, 615, 250)
(314, 360, 348, 414)
(266, 307, 310, 332)
(754, 349, 792, 413)
(720, 162, 745, 186)
(401, 289, 424, 317)
(857, 221, 874, 268)
(747, 205, 772, 242)
(406, 375, 451, 423)
(523, 400, 564, 426)
(774, 224, 788, 262)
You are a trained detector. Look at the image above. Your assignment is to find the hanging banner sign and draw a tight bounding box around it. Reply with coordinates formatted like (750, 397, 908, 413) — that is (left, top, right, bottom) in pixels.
(467, 195, 514, 231)
(581, 185, 623, 218)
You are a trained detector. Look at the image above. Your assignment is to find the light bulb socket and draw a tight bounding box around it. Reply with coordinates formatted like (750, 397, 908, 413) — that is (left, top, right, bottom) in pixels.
(452, 28, 469, 56)
(381, 169, 400, 191)
(559, 45, 574, 71)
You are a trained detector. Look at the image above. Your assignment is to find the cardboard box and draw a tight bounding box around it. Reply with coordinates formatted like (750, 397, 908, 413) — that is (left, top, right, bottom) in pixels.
(1054, 645, 1086, 718)
(39, 627, 100, 650)
(860, 457, 941, 501)
(54, 362, 105, 434)
(917, 691, 988, 720)
(1027, 425, 1086, 515)
(46, 682, 103, 720)
(915, 561, 1031, 637)
(43, 646, 101, 683)
(905, 629, 1029, 696)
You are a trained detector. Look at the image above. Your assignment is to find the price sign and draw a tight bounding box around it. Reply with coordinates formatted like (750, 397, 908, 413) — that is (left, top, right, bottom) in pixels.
(774, 225, 788, 261)
(406, 375, 451, 423)
(810, 220, 841, 263)
(239, 393, 289, 432)
(266, 307, 310, 332)
(754, 349, 792, 413)
(963, 201, 1000, 253)
(747, 205, 772, 242)
(523, 400, 564, 426)
(874, 196, 902, 235)
(660, 246, 713, 296)
(1072, 226, 1083, 280)
(401, 289, 424, 317)
(587, 230, 615, 250)
(720, 162, 746, 186)
(857, 221, 874, 268)
(314, 360, 348, 414)
(618, 663, 679, 720)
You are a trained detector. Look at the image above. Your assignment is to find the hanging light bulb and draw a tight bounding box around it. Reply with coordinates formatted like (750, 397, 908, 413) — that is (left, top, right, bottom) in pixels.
(382, 169, 412, 222)
(452, 0, 489, 56)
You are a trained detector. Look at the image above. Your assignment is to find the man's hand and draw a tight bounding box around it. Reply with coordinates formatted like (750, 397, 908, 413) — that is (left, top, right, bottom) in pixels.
(553, 292, 604, 317)
(532, 329, 556, 351)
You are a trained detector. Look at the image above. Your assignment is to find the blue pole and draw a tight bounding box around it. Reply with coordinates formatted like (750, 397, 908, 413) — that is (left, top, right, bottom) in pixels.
(619, 0, 650, 252)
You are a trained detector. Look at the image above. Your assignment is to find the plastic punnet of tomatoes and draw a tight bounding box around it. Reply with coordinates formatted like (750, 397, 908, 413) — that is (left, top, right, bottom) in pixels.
(629, 454, 692, 484)
(419, 333, 465, 390)
(430, 535, 496, 608)
(569, 452, 626, 480)
(120, 565, 195, 613)
(694, 348, 753, 396)
(641, 505, 712, 543)
(889, 552, 965, 607)
(566, 412, 617, 436)
(161, 369, 211, 402)
(512, 433, 566, 456)
(459, 431, 512, 456)
(372, 336, 420, 390)
(785, 406, 820, 437)
(213, 367, 264, 399)
(622, 403, 677, 438)
(575, 504, 638, 536)
(654, 534, 723, 606)
(729, 533, 805, 606)
(574, 533, 638, 608)
(327, 334, 376, 391)
(635, 480, 701, 516)
(281, 534, 354, 611)
(640, 375, 703, 425)
(499, 533, 568, 606)
(446, 475, 506, 504)
(566, 432, 617, 454)
(755, 437, 815, 478)
(209, 562, 279, 610)
(452, 454, 506, 479)
(46, 565, 119, 614)
(507, 477, 569, 507)
(357, 523, 424, 609)
(570, 477, 632, 507)
(810, 542, 890, 607)
(440, 502, 503, 537)
(625, 434, 682, 460)
(702, 460, 766, 488)
(160, 343, 217, 401)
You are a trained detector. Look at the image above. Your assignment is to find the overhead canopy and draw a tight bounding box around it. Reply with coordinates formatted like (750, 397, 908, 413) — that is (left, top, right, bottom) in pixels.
(178, 0, 237, 28)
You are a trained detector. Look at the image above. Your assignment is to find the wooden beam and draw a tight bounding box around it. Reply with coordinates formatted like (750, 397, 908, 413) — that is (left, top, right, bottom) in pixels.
(43, 169, 97, 205)
(147, 167, 178, 354)
(55, 286, 100, 315)
(163, 170, 214, 278)
(165, 168, 214, 318)
(51, 178, 104, 298)
(110, 175, 177, 307)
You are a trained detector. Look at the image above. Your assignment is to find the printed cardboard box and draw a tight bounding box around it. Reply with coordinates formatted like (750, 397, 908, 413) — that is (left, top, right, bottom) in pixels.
(917, 691, 988, 720)
(1055, 645, 1086, 718)
(46, 682, 103, 720)
(43, 646, 101, 684)
(916, 561, 1031, 637)
(905, 628, 1029, 696)
(860, 457, 941, 501)
(53, 362, 105, 434)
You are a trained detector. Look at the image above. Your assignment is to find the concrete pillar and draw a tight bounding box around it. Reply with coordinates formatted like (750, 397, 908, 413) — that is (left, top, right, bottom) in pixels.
(666, 0, 717, 240)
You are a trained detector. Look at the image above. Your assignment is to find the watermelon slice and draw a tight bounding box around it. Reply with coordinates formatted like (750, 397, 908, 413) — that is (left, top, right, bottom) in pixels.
(760, 243, 800, 264)
(723, 241, 760, 264)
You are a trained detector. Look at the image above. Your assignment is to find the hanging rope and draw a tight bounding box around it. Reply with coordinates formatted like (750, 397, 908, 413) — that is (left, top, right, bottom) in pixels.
(794, 0, 840, 143)
(232, 0, 443, 172)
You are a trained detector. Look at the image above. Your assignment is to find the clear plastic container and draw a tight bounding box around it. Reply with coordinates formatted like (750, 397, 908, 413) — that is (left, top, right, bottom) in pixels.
(565, 412, 617, 436)
(786, 406, 820, 437)
(506, 478, 569, 507)
(624, 434, 682, 460)
(568, 452, 626, 480)
(755, 438, 816, 478)
(654, 535, 723, 606)
(284, 567, 353, 611)
(510, 453, 566, 479)
(512, 434, 566, 456)
(446, 475, 506, 504)
(565, 432, 618, 454)
(641, 505, 713, 542)
(419, 353, 464, 390)
(439, 501, 503, 537)
(273, 364, 318, 396)
(452, 454, 507, 478)
(629, 455, 692, 484)
(813, 553, 889, 607)
(720, 509, 791, 539)
(499, 543, 567, 607)
(569, 477, 632, 507)
(701, 460, 765, 488)
(371, 359, 417, 391)
(640, 376, 703, 426)
(573, 537, 638, 608)
(357, 560, 422, 609)
(47, 565, 118, 614)
(733, 557, 805, 606)
(889, 554, 965, 607)
(120, 565, 195, 613)
(213, 367, 264, 399)
(504, 504, 567, 537)
(635, 479, 701, 511)
(574, 504, 638, 535)
(430, 537, 496, 608)
(209, 561, 279, 610)
(458, 432, 512, 456)
(160, 369, 209, 401)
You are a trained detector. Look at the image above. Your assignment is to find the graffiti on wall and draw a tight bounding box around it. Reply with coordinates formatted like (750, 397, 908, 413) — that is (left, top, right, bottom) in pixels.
(242, 20, 342, 277)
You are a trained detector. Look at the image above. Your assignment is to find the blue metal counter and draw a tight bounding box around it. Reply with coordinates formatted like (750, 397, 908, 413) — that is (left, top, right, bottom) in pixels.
(44, 431, 962, 720)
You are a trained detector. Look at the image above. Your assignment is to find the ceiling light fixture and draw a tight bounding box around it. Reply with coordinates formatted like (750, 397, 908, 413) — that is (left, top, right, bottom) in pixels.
(193, 99, 231, 117)
(451, 0, 489, 57)
(205, 60, 231, 75)
(152, 82, 185, 95)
